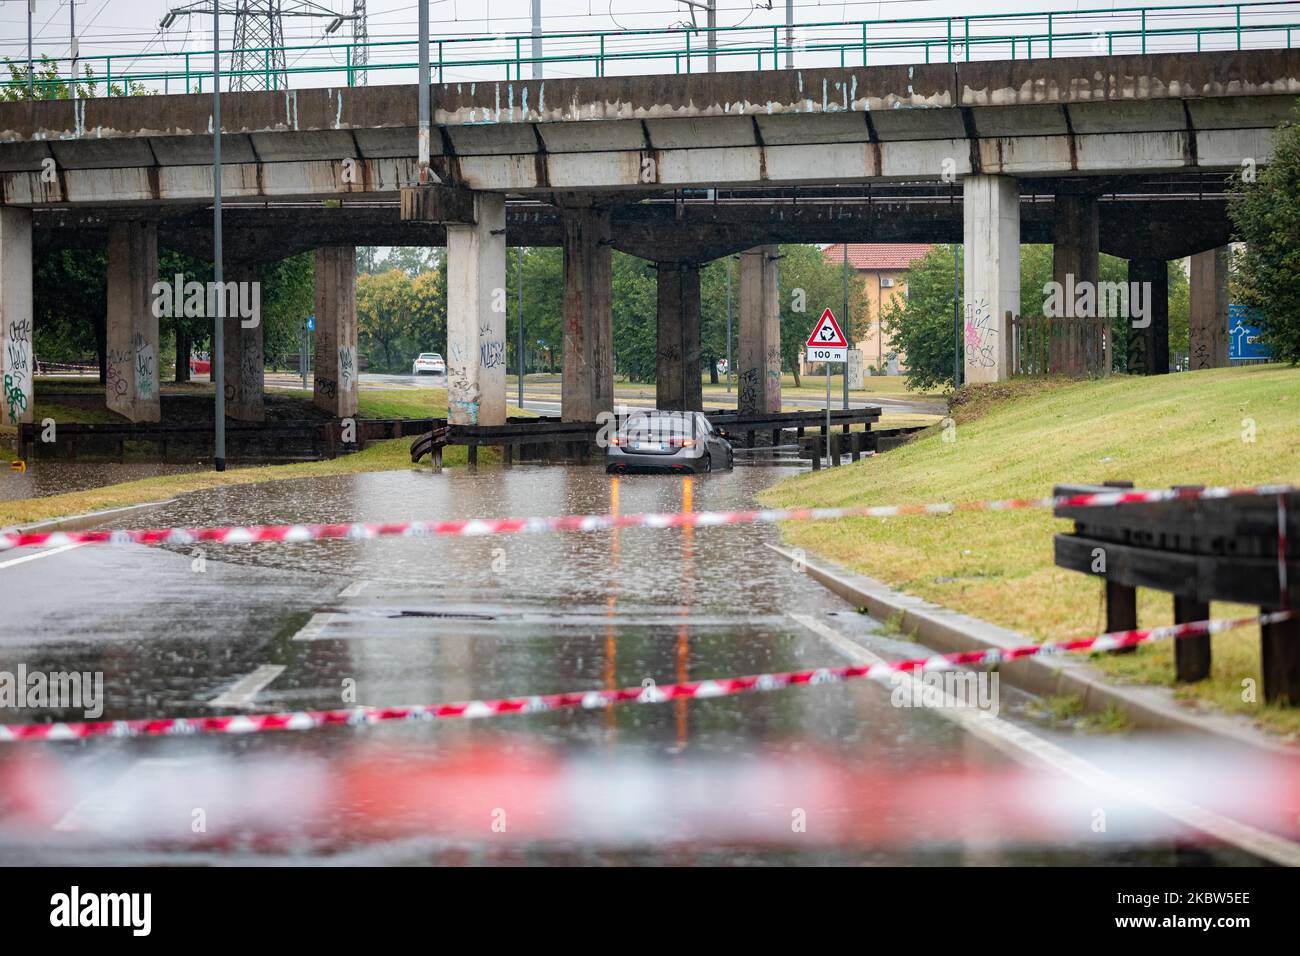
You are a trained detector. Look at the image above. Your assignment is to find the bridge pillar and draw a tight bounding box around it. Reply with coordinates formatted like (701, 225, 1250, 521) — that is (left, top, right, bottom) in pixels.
(655, 261, 702, 412)
(105, 221, 161, 422)
(0, 208, 33, 426)
(963, 175, 1020, 383)
(1188, 246, 1230, 370)
(1053, 194, 1105, 374)
(446, 192, 507, 426)
(313, 246, 359, 418)
(737, 245, 781, 416)
(1126, 258, 1169, 375)
(560, 205, 613, 422)
(223, 262, 265, 422)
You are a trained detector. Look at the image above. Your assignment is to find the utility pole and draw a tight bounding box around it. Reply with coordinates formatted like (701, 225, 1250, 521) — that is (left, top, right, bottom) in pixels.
(27, 1, 34, 97)
(69, 0, 77, 103)
(842, 243, 849, 409)
(213, 5, 226, 470)
(952, 244, 961, 387)
(725, 255, 733, 393)
(785, 0, 794, 69)
(531, 0, 542, 79)
(517, 248, 524, 408)
(681, 2, 717, 72)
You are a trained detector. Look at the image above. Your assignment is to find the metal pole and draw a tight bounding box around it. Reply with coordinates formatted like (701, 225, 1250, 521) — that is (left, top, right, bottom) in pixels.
(952, 243, 960, 387)
(842, 243, 849, 409)
(516, 247, 524, 408)
(27, 1, 34, 97)
(707, 0, 716, 72)
(825, 362, 830, 464)
(531, 0, 542, 80)
(725, 255, 733, 393)
(69, 0, 77, 103)
(785, 0, 794, 69)
(213, 6, 226, 471)
(418, 0, 430, 182)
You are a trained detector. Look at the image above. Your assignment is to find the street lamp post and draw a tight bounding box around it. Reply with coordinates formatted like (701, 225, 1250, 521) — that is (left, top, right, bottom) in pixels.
(213, 6, 226, 470)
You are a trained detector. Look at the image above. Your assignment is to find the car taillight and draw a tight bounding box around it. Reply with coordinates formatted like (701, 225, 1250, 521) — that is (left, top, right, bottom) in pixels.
(668, 438, 696, 448)
(610, 436, 624, 446)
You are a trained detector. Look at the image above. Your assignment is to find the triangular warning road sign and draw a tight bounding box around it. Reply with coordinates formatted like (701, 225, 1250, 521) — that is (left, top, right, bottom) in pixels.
(806, 308, 848, 348)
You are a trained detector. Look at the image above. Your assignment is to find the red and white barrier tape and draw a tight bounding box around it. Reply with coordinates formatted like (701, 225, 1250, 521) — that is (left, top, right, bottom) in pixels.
(1, 610, 1290, 744)
(1, 483, 1292, 552)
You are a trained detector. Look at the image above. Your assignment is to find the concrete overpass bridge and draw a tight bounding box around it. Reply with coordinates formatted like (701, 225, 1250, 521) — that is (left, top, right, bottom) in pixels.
(2, 5, 1298, 428)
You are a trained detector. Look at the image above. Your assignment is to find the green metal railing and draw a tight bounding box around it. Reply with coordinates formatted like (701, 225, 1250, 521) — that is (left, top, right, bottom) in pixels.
(3, 1, 1299, 99)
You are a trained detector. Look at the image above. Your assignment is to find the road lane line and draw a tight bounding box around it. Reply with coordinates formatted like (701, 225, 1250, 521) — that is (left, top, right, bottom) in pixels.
(786, 611, 1300, 868)
(337, 579, 369, 598)
(291, 612, 340, 641)
(210, 665, 287, 708)
(0, 542, 86, 569)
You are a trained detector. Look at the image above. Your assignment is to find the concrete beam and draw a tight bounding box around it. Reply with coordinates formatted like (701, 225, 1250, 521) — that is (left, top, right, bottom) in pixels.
(1126, 258, 1170, 375)
(1188, 246, 1230, 370)
(963, 175, 1019, 383)
(0, 208, 33, 426)
(655, 262, 702, 412)
(446, 193, 508, 426)
(223, 262, 265, 422)
(105, 221, 160, 422)
(737, 245, 781, 416)
(313, 246, 359, 417)
(560, 205, 614, 422)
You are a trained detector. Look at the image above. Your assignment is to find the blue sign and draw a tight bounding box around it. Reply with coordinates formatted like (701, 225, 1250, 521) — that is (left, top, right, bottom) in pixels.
(307, 316, 316, 332)
(1228, 304, 1272, 360)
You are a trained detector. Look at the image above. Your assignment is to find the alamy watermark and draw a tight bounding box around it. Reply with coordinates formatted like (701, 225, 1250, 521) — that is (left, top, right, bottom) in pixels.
(0, 665, 104, 718)
(890, 670, 1000, 718)
(1042, 274, 1152, 329)
(151, 273, 261, 328)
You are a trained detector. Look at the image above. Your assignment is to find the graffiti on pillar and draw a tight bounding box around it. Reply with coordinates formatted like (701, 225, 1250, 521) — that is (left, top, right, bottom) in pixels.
(338, 346, 356, 394)
(242, 345, 264, 405)
(134, 337, 156, 400)
(964, 298, 998, 369)
(4, 318, 32, 422)
(480, 339, 506, 369)
(106, 348, 131, 401)
(315, 376, 338, 399)
(738, 367, 760, 413)
(1127, 326, 1150, 376)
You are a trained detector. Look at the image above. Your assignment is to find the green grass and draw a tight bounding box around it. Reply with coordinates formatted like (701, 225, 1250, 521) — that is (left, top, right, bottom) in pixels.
(759, 364, 1300, 736)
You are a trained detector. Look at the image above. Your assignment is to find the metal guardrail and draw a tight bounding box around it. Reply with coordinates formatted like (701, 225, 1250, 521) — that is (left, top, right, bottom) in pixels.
(4, 2, 1300, 98)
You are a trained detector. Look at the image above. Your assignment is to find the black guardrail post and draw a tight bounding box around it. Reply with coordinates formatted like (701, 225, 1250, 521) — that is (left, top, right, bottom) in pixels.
(1102, 480, 1139, 655)
(1171, 484, 1212, 683)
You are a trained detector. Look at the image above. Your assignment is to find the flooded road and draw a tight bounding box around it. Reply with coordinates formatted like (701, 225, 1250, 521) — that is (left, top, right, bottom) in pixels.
(0, 461, 204, 502)
(0, 463, 1276, 864)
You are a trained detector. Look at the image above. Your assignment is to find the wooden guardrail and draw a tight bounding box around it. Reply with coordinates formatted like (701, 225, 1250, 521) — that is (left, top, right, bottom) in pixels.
(17, 417, 437, 463)
(1054, 481, 1300, 704)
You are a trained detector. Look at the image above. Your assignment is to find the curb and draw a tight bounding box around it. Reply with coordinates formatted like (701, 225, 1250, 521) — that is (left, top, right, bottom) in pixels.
(766, 542, 1299, 756)
(4, 498, 178, 536)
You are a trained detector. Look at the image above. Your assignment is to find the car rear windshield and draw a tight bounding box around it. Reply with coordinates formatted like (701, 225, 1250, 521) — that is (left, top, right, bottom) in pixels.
(619, 413, 699, 440)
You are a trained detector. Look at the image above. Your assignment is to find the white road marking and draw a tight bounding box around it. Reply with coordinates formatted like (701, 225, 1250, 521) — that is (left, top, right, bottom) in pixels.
(0, 542, 86, 569)
(291, 612, 340, 641)
(786, 612, 1300, 867)
(209, 664, 286, 708)
(337, 579, 369, 598)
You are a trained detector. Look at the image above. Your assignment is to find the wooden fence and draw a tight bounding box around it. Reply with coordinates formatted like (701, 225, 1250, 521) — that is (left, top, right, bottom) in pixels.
(1011, 315, 1111, 377)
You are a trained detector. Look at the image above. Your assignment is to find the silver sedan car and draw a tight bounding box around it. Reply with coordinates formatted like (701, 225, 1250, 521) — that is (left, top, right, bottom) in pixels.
(605, 410, 734, 474)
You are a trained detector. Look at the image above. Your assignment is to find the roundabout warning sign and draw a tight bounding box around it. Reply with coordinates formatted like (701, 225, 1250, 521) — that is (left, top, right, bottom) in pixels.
(806, 308, 848, 363)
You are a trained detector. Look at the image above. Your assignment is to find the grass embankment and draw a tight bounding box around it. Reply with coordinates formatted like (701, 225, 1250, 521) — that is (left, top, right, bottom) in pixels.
(0, 384, 526, 529)
(759, 365, 1300, 736)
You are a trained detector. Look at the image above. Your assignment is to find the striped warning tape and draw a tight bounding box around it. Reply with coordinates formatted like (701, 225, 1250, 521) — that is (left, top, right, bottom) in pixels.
(0, 610, 1290, 743)
(0, 483, 1292, 552)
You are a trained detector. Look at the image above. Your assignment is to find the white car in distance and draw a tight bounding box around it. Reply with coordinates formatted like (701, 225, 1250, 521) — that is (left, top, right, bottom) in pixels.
(412, 352, 446, 376)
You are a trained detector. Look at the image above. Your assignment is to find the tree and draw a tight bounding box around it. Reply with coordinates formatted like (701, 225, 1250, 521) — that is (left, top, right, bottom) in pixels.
(356, 269, 415, 371)
(879, 245, 963, 391)
(1229, 106, 1300, 364)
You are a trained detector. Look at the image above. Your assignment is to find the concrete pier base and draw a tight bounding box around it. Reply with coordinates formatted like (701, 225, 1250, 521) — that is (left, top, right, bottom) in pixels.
(1189, 246, 1229, 370)
(737, 245, 781, 416)
(963, 175, 1020, 383)
(313, 246, 359, 418)
(561, 205, 613, 422)
(0, 208, 33, 427)
(1126, 258, 1170, 375)
(655, 261, 702, 412)
(447, 192, 507, 426)
(105, 221, 161, 422)
(222, 263, 265, 422)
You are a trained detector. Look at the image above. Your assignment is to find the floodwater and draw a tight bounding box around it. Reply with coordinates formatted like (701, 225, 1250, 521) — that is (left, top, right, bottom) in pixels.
(0, 461, 205, 503)
(0, 463, 1279, 864)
